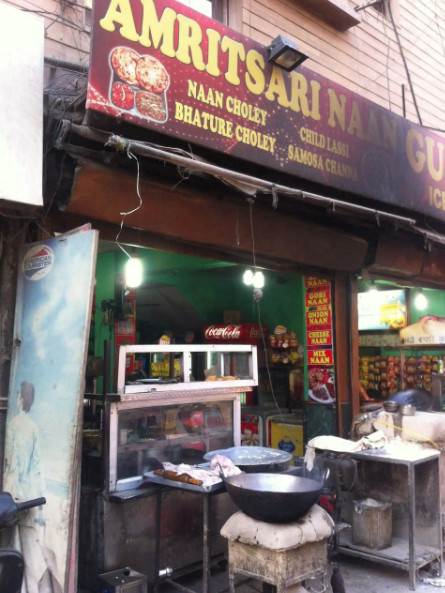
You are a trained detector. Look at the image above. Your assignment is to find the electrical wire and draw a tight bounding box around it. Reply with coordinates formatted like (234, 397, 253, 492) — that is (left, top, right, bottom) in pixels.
(373, 419, 442, 451)
(387, 1, 422, 125)
(256, 301, 305, 449)
(115, 151, 143, 259)
(247, 198, 305, 449)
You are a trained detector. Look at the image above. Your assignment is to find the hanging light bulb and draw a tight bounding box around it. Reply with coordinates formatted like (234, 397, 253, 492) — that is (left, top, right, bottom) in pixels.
(125, 256, 143, 288)
(243, 269, 254, 285)
(415, 290, 428, 311)
(368, 281, 378, 293)
(253, 271, 265, 289)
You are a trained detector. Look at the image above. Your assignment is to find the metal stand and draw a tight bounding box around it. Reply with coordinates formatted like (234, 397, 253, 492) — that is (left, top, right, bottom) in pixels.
(338, 449, 443, 591)
(154, 485, 223, 593)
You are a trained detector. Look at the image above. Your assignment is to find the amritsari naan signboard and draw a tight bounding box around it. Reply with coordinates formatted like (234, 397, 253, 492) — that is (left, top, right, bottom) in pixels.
(88, 0, 445, 221)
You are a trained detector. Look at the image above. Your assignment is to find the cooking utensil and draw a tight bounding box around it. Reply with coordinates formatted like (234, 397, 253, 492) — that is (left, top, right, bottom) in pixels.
(399, 404, 416, 416)
(383, 401, 399, 413)
(204, 446, 292, 473)
(387, 389, 432, 411)
(220, 470, 327, 523)
(361, 404, 383, 412)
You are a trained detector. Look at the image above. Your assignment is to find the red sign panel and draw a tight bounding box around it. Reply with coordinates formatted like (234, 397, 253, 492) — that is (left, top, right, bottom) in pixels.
(307, 329, 333, 347)
(88, 0, 445, 221)
(306, 308, 332, 328)
(308, 349, 333, 366)
(305, 277, 330, 290)
(203, 324, 268, 345)
(305, 289, 331, 309)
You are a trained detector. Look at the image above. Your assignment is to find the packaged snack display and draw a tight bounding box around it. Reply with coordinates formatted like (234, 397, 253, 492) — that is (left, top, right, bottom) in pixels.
(268, 326, 299, 366)
(359, 354, 399, 398)
(359, 348, 445, 399)
(358, 351, 445, 398)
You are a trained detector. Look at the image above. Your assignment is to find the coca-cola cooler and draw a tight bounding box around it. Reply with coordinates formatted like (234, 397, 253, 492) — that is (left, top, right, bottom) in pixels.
(203, 324, 268, 345)
(203, 324, 268, 408)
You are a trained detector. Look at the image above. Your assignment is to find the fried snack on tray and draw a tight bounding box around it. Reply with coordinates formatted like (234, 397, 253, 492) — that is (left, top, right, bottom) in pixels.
(205, 376, 237, 381)
(111, 48, 140, 85)
(154, 470, 202, 486)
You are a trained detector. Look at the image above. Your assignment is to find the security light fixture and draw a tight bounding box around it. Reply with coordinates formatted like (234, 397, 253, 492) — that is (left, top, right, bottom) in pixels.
(244, 269, 265, 288)
(415, 290, 428, 311)
(267, 35, 308, 72)
(125, 255, 143, 288)
(253, 271, 265, 289)
(243, 269, 254, 286)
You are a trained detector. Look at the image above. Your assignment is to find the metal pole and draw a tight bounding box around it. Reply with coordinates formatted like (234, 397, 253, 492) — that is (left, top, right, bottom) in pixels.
(402, 84, 406, 118)
(44, 55, 88, 73)
(408, 463, 416, 591)
(106, 135, 417, 227)
(388, 3, 422, 126)
(436, 457, 443, 576)
(63, 122, 418, 228)
(154, 489, 162, 593)
(101, 340, 111, 483)
(203, 495, 211, 593)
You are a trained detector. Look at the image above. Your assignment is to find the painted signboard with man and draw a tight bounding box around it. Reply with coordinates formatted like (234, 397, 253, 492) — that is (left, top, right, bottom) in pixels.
(3, 228, 98, 593)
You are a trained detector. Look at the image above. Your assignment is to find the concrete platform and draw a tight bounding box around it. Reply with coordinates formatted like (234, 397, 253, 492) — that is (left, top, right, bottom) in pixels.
(157, 555, 444, 593)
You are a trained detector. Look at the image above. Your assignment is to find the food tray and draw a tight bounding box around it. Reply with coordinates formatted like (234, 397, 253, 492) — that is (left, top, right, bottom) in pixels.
(144, 471, 225, 493)
(108, 47, 169, 123)
(204, 446, 292, 466)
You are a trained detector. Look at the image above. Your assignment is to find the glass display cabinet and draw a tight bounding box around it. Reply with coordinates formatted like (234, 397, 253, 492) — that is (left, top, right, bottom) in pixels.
(109, 345, 258, 492)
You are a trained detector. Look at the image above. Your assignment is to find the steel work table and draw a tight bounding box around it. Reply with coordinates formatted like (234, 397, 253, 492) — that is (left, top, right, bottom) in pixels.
(338, 448, 443, 591)
(151, 477, 226, 593)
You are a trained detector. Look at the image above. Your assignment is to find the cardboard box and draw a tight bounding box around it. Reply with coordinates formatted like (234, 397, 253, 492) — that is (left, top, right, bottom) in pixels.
(224, 310, 243, 324)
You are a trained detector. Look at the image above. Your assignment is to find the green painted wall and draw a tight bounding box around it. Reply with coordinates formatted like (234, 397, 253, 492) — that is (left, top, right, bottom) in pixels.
(410, 288, 445, 323)
(151, 269, 303, 332)
(96, 246, 305, 349)
(94, 252, 116, 390)
(93, 246, 306, 395)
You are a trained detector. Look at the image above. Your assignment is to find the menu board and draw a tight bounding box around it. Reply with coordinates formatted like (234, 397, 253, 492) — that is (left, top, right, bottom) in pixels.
(305, 277, 336, 404)
(358, 289, 407, 331)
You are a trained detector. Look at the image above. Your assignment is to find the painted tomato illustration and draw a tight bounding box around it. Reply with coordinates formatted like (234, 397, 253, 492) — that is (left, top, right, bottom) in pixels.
(112, 83, 135, 109)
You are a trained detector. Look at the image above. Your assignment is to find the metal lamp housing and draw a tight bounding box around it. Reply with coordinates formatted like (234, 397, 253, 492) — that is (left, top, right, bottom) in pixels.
(267, 35, 308, 72)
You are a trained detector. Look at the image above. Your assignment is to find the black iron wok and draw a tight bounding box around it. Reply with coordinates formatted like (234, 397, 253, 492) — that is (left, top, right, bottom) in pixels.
(222, 472, 325, 523)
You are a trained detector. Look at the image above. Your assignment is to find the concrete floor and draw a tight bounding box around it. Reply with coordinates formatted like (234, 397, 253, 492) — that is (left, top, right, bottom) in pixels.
(81, 555, 444, 592)
(155, 556, 444, 593)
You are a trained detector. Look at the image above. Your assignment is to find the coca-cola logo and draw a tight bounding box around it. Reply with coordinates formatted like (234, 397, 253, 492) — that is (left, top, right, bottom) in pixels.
(250, 327, 262, 339)
(205, 325, 242, 340)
